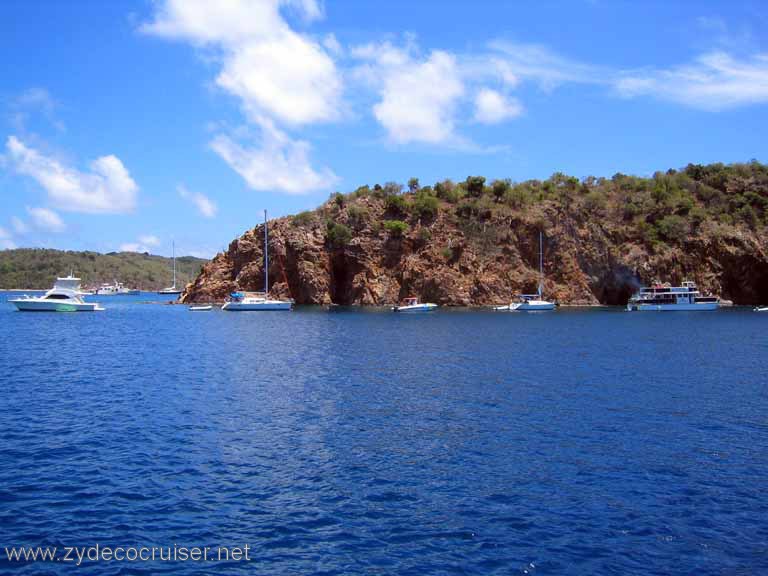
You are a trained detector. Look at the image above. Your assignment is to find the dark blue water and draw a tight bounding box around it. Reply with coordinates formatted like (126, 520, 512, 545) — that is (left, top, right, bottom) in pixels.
(1, 294, 767, 575)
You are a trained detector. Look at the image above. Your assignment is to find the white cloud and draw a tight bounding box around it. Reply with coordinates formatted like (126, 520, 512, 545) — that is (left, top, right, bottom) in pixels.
(120, 234, 161, 253)
(27, 206, 65, 232)
(354, 43, 465, 144)
(142, 0, 342, 193)
(210, 120, 338, 194)
(5, 136, 138, 214)
(11, 216, 28, 235)
(139, 234, 161, 247)
(486, 41, 604, 90)
(216, 29, 341, 126)
(178, 185, 217, 218)
(0, 226, 10, 239)
(615, 52, 768, 110)
(142, 0, 341, 126)
(473, 89, 523, 124)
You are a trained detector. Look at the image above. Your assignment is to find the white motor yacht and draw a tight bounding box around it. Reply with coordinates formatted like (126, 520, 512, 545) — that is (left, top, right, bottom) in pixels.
(392, 297, 438, 312)
(222, 210, 293, 311)
(756, 306, 768, 312)
(495, 231, 556, 311)
(10, 275, 104, 312)
(95, 280, 140, 295)
(627, 281, 719, 311)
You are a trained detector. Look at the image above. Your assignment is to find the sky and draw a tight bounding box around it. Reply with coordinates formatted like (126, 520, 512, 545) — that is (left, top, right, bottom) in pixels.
(1, 0, 767, 257)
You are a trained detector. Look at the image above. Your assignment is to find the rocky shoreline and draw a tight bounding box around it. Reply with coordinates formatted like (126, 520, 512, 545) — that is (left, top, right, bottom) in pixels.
(182, 167, 768, 307)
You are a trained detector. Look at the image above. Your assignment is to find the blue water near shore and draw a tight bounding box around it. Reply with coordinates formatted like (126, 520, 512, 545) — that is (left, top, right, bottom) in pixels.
(0, 293, 767, 574)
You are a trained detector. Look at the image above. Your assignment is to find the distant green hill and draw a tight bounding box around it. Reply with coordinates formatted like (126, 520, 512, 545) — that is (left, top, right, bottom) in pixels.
(0, 249, 208, 290)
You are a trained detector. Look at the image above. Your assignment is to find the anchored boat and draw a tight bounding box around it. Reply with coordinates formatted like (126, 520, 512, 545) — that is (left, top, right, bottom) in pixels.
(495, 231, 556, 311)
(392, 297, 438, 312)
(10, 274, 104, 312)
(222, 210, 293, 311)
(627, 281, 719, 311)
(158, 241, 183, 296)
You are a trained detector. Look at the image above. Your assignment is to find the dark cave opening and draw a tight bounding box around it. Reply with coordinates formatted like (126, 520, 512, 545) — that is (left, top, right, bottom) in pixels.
(329, 252, 353, 305)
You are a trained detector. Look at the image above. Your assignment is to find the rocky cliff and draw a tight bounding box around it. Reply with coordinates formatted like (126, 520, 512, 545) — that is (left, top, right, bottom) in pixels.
(182, 163, 768, 306)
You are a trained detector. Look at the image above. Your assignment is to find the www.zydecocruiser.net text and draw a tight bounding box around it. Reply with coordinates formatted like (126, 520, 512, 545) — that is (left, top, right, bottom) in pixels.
(4, 544, 251, 566)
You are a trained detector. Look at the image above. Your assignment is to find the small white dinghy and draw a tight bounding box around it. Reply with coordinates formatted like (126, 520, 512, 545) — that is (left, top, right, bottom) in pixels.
(755, 306, 768, 312)
(189, 305, 213, 311)
(392, 297, 437, 312)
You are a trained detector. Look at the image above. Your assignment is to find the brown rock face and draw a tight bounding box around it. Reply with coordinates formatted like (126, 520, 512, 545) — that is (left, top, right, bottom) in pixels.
(182, 180, 768, 306)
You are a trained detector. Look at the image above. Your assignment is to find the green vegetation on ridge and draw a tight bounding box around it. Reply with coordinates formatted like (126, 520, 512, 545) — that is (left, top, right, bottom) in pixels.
(302, 161, 768, 254)
(0, 249, 207, 290)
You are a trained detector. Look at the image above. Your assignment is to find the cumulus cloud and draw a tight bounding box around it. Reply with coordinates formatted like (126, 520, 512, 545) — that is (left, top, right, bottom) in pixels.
(210, 120, 338, 194)
(178, 185, 217, 218)
(615, 51, 768, 110)
(5, 136, 138, 214)
(473, 89, 523, 124)
(27, 206, 65, 232)
(354, 42, 465, 144)
(142, 0, 341, 126)
(142, 0, 342, 193)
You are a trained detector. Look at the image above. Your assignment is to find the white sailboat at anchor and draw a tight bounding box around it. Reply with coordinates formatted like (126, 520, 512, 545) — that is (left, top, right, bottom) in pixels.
(158, 241, 183, 295)
(495, 230, 556, 311)
(222, 210, 293, 311)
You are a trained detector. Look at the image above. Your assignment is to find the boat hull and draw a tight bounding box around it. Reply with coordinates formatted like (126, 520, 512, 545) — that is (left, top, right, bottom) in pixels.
(392, 304, 437, 312)
(495, 300, 555, 311)
(222, 301, 292, 311)
(627, 302, 719, 311)
(10, 299, 103, 312)
(189, 305, 213, 311)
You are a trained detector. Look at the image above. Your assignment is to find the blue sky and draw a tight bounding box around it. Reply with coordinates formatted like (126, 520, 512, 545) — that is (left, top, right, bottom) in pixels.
(1, 0, 767, 257)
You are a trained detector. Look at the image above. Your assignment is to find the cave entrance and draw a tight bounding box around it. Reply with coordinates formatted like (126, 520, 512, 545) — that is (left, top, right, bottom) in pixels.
(593, 267, 640, 305)
(329, 252, 353, 304)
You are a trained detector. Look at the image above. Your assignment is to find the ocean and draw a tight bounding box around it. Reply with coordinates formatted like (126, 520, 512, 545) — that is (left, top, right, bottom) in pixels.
(1, 294, 766, 574)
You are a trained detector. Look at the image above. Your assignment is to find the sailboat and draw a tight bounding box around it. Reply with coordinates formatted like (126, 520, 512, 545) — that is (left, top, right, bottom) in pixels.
(494, 230, 556, 311)
(222, 210, 292, 311)
(158, 241, 183, 295)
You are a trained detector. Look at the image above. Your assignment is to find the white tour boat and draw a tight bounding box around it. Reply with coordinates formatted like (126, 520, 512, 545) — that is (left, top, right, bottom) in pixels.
(158, 241, 183, 295)
(222, 210, 293, 312)
(95, 280, 140, 295)
(626, 281, 719, 311)
(392, 297, 438, 312)
(10, 274, 105, 312)
(495, 231, 556, 311)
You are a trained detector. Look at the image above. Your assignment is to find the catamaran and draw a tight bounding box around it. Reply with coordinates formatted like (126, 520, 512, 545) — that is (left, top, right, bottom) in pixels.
(158, 241, 183, 295)
(626, 281, 719, 311)
(495, 231, 556, 311)
(10, 274, 105, 312)
(222, 210, 293, 311)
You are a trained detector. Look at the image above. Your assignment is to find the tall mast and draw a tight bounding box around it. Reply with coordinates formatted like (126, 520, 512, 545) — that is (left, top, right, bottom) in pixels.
(172, 240, 177, 287)
(264, 210, 268, 295)
(538, 230, 544, 298)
